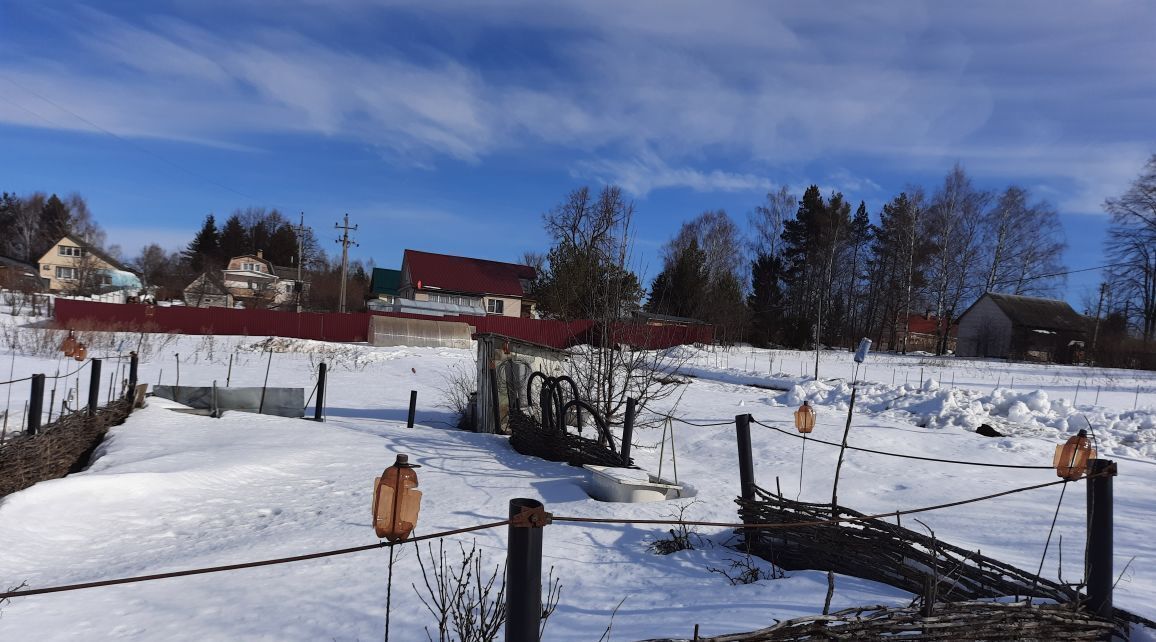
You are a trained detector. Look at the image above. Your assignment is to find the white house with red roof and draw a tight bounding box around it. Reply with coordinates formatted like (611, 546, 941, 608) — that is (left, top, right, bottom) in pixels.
(398, 249, 536, 317)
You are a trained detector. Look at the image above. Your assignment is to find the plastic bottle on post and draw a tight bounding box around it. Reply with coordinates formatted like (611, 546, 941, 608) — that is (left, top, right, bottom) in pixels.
(372, 454, 422, 541)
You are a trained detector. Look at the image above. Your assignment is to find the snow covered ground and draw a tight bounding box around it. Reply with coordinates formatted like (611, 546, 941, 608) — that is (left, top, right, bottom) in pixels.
(1, 331, 1155, 640)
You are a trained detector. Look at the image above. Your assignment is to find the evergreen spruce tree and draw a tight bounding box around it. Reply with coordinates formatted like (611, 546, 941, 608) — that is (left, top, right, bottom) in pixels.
(218, 215, 250, 261)
(185, 214, 221, 273)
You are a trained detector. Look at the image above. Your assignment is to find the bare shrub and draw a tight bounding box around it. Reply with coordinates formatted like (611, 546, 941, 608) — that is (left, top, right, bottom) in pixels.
(438, 364, 476, 429)
(646, 500, 704, 555)
(709, 553, 784, 585)
(413, 540, 560, 642)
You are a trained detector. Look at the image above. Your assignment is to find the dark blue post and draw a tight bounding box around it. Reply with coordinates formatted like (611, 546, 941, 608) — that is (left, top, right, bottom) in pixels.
(126, 352, 138, 402)
(313, 362, 327, 422)
(621, 397, 637, 461)
(506, 498, 544, 642)
(88, 359, 102, 416)
(27, 374, 45, 436)
(1086, 459, 1116, 619)
(408, 390, 418, 428)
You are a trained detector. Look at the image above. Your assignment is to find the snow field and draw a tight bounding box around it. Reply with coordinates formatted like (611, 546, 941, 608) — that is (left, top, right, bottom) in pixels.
(0, 335, 1153, 640)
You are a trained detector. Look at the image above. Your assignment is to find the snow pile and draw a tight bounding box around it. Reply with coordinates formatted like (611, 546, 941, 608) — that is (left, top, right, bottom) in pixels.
(678, 356, 1156, 460)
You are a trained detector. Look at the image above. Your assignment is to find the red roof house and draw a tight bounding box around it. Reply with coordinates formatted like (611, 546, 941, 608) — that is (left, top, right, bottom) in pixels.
(399, 250, 537, 317)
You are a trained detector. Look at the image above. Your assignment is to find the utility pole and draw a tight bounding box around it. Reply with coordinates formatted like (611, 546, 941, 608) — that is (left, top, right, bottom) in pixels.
(335, 214, 358, 313)
(294, 212, 307, 313)
(1090, 282, 1107, 366)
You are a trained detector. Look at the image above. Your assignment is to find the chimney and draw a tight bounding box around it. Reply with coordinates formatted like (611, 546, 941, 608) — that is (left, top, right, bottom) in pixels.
(257, 249, 264, 259)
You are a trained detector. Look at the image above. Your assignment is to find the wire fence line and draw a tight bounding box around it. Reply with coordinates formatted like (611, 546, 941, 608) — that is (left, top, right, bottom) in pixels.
(640, 411, 1056, 470)
(0, 473, 1087, 602)
(748, 418, 1056, 470)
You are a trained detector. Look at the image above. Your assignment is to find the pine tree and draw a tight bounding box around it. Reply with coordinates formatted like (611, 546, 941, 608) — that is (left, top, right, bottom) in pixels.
(38, 194, 72, 255)
(185, 214, 221, 273)
(218, 214, 250, 261)
(266, 223, 299, 267)
(748, 252, 786, 347)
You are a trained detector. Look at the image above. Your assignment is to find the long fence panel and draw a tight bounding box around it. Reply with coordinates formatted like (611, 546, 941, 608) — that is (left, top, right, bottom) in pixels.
(55, 300, 371, 342)
(55, 299, 713, 348)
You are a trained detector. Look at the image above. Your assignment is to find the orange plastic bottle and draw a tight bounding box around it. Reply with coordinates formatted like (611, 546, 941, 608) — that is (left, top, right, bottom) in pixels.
(372, 454, 422, 541)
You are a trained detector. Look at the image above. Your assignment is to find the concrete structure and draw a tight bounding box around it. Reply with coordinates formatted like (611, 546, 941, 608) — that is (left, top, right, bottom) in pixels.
(956, 293, 1087, 363)
(37, 235, 140, 294)
(399, 249, 536, 318)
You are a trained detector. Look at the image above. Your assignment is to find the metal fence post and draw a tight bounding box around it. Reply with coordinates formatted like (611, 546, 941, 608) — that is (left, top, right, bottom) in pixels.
(126, 351, 138, 401)
(313, 362, 327, 422)
(621, 397, 637, 461)
(407, 390, 418, 428)
(1086, 459, 1117, 619)
(88, 359, 102, 417)
(735, 413, 755, 502)
(506, 498, 545, 642)
(27, 374, 45, 436)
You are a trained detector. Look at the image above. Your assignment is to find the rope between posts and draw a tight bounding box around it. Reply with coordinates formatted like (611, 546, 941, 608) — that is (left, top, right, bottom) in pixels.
(0, 374, 35, 386)
(553, 475, 1078, 529)
(751, 418, 1055, 470)
(0, 473, 1096, 602)
(47, 360, 90, 380)
(0, 519, 513, 601)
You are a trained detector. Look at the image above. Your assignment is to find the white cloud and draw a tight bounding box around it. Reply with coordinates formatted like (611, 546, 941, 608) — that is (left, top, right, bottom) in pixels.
(574, 154, 775, 196)
(0, 1, 1153, 201)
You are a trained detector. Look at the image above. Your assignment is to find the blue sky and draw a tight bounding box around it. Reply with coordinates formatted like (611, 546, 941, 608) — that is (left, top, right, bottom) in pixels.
(1, 1, 1153, 309)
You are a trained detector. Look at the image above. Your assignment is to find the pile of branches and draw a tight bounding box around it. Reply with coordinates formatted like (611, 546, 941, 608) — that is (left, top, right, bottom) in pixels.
(508, 409, 632, 468)
(639, 600, 1120, 641)
(0, 399, 133, 497)
(737, 486, 1075, 603)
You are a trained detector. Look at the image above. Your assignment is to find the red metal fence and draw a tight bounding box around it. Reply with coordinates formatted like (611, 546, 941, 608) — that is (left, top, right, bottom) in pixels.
(54, 299, 713, 349)
(56, 299, 371, 342)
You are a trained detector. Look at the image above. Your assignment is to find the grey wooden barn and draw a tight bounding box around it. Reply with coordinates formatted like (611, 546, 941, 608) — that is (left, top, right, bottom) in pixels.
(955, 293, 1088, 363)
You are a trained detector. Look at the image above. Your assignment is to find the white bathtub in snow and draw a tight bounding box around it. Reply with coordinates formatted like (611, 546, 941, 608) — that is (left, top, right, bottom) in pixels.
(583, 465, 683, 502)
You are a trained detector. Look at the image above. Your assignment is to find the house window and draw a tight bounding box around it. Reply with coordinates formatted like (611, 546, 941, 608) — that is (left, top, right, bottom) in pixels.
(487, 299, 504, 314)
(56, 267, 77, 280)
(241, 262, 263, 272)
(428, 293, 477, 307)
(58, 245, 84, 257)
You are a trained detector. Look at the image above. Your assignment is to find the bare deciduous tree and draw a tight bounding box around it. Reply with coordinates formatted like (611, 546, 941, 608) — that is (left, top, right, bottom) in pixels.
(1104, 154, 1156, 341)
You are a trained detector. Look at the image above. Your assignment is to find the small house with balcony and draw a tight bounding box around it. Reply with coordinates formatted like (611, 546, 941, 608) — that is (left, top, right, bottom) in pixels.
(396, 250, 537, 318)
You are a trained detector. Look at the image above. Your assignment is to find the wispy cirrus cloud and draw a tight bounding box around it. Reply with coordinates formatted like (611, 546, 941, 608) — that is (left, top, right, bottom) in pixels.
(0, 0, 1153, 207)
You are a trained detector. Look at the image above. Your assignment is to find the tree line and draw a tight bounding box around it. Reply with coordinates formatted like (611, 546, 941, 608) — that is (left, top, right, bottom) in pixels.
(0, 192, 371, 311)
(530, 163, 1079, 356)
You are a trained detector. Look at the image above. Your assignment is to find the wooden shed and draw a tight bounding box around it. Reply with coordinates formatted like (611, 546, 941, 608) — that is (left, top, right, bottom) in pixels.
(955, 293, 1088, 363)
(474, 333, 567, 434)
